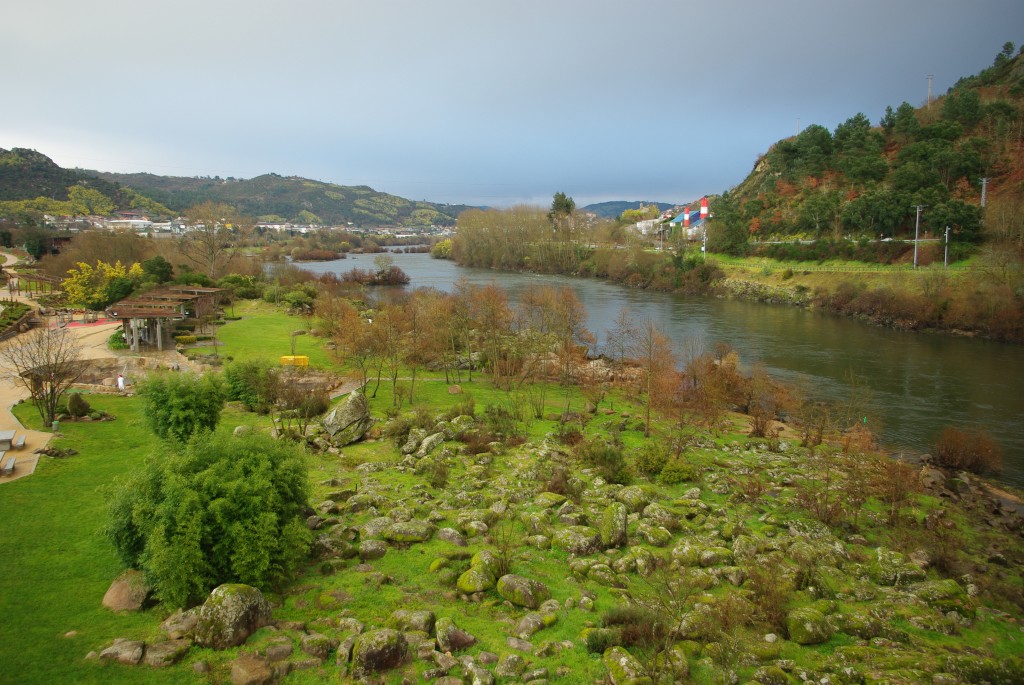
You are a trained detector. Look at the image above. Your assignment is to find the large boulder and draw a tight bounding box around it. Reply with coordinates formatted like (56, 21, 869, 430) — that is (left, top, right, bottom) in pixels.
(388, 609, 436, 634)
(194, 584, 272, 650)
(600, 502, 628, 548)
(321, 391, 373, 446)
(435, 616, 477, 652)
(350, 629, 407, 678)
(553, 526, 601, 556)
(382, 520, 435, 543)
(102, 569, 151, 611)
(786, 606, 833, 645)
(603, 646, 652, 684)
(496, 574, 552, 609)
(457, 565, 497, 593)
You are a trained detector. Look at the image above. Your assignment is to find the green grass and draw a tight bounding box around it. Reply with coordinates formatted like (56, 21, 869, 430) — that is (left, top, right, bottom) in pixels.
(0, 397, 206, 684)
(199, 299, 333, 367)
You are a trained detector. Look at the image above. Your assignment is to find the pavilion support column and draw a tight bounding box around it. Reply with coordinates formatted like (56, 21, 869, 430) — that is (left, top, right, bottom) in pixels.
(156, 318, 163, 351)
(130, 319, 139, 352)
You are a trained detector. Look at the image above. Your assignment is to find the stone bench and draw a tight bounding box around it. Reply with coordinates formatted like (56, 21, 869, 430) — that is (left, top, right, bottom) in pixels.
(1, 453, 13, 476)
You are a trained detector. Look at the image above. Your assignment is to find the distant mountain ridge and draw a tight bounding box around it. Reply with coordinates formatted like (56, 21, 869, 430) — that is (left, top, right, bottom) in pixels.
(0, 147, 172, 217)
(89, 170, 475, 227)
(582, 200, 677, 218)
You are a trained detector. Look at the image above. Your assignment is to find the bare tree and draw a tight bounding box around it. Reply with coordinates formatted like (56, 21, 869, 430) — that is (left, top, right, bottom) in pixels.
(1, 327, 85, 426)
(629, 319, 677, 437)
(179, 201, 251, 279)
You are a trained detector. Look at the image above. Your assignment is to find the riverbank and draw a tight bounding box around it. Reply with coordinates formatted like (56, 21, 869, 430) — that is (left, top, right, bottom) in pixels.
(713, 258, 1023, 343)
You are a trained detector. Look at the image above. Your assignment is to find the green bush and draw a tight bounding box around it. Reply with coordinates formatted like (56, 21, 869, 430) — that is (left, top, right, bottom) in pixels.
(137, 372, 226, 442)
(660, 455, 694, 484)
(107, 329, 129, 350)
(633, 442, 670, 477)
(105, 431, 312, 607)
(224, 360, 279, 413)
(67, 392, 91, 418)
(174, 335, 197, 345)
(578, 438, 631, 484)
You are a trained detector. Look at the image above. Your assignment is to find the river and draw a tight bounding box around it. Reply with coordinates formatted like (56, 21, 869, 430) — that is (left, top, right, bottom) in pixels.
(295, 252, 1024, 487)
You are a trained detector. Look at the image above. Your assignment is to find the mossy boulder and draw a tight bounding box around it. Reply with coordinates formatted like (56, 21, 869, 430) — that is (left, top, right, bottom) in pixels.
(912, 579, 974, 617)
(387, 609, 436, 634)
(942, 655, 1024, 685)
(435, 616, 477, 652)
(869, 548, 926, 586)
(601, 502, 628, 548)
(194, 584, 272, 650)
(497, 574, 552, 609)
(382, 520, 435, 543)
(786, 606, 833, 645)
(603, 645, 653, 684)
(322, 391, 373, 446)
(614, 486, 651, 513)
(554, 525, 601, 555)
(457, 565, 497, 593)
(350, 629, 407, 678)
(535, 492, 567, 508)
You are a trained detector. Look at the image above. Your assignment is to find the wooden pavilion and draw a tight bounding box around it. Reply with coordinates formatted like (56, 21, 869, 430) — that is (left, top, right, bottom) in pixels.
(105, 286, 223, 352)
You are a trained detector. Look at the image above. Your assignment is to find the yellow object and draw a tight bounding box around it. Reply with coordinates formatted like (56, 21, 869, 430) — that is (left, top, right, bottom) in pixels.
(279, 355, 309, 367)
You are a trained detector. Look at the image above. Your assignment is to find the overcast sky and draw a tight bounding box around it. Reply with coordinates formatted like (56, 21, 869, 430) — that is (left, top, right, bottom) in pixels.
(2, 1, 1021, 207)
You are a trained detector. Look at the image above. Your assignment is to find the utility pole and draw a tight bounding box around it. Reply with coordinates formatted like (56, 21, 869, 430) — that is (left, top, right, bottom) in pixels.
(944, 225, 951, 270)
(927, 74, 933, 109)
(913, 205, 926, 269)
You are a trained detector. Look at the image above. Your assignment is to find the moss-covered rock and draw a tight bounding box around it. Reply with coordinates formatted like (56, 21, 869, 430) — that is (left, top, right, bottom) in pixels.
(435, 616, 477, 652)
(382, 520, 435, 543)
(387, 609, 436, 634)
(614, 486, 652, 513)
(194, 584, 272, 650)
(942, 655, 1024, 685)
(350, 628, 406, 678)
(457, 565, 496, 593)
(535, 491, 567, 508)
(786, 606, 833, 645)
(603, 645, 652, 684)
(869, 548, 926, 586)
(497, 574, 552, 609)
(553, 525, 601, 555)
(601, 502, 628, 548)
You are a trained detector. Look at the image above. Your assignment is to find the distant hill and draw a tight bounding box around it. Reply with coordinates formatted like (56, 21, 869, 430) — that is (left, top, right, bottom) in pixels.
(0, 148, 172, 218)
(90, 171, 476, 227)
(714, 44, 1024, 248)
(582, 200, 677, 219)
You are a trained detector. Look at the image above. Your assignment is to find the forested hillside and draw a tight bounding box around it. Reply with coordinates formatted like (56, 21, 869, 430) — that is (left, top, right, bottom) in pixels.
(582, 200, 675, 218)
(711, 43, 1024, 255)
(90, 171, 474, 227)
(0, 148, 172, 220)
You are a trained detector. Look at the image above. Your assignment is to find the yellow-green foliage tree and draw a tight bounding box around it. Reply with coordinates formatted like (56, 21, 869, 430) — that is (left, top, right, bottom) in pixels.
(62, 260, 143, 310)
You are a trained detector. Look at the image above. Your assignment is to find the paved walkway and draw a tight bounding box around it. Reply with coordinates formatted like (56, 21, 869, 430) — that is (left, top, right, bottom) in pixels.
(0, 251, 123, 484)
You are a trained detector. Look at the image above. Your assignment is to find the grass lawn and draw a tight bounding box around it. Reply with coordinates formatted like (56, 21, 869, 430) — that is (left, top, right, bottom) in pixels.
(193, 300, 333, 368)
(0, 396, 208, 684)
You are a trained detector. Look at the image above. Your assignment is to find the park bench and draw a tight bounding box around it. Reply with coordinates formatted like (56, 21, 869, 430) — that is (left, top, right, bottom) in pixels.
(12, 435, 25, 450)
(1, 454, 13, 476)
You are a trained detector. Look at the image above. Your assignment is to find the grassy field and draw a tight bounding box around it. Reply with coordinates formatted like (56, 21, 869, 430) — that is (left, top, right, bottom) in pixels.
(187, 300, 333, 368)
(0, 397, 208, 684)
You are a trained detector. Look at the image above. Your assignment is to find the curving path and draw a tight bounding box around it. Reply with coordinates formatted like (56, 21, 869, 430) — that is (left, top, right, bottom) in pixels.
(0, 252, 122, 483)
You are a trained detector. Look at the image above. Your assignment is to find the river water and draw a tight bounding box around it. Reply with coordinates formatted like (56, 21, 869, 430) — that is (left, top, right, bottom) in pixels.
(296, 252, 1024, 487)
